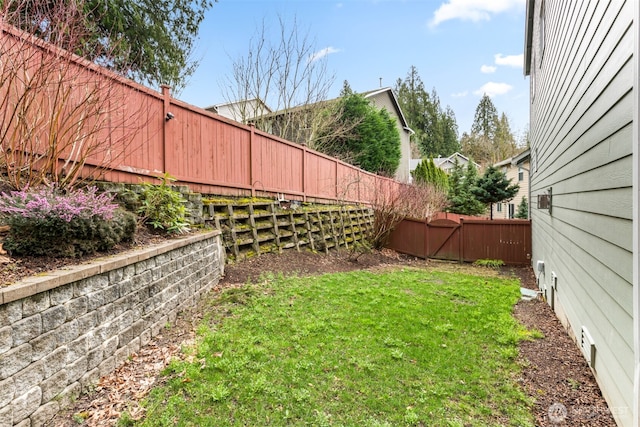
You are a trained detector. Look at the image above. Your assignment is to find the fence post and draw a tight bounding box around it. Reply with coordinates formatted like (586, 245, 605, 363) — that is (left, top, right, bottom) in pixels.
(250, 124, 256, 197)
(334, 159, 339, 200)
(161, 85, 171, 174)
(424, 217, 429, 259)
(459, 218, 464, 263)
(302, 145, 307, 202)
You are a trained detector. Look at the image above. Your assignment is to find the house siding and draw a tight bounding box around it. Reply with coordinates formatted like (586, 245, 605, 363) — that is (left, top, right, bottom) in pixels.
(528, 0, 634, 425)
(492, 159, 530, 219)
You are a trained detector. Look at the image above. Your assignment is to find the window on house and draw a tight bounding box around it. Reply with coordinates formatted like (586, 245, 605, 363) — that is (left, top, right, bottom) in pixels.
(519, 167, 524, 181)
(497, 203, 502, 212)
(508, 203, 515, 219)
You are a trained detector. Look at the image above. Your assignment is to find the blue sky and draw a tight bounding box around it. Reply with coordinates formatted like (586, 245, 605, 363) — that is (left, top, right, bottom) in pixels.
(178, 0, 529, 140)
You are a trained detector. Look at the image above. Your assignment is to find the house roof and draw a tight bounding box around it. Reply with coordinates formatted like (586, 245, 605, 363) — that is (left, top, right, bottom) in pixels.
(245, 87, 415, 135)
(494, 157, 513, 168)
(493, 148, 531, 168)
(436, 152, 478, 168)
(204, 98, 272, 116)
(512, 148, 531, 166)
(410, 152, 479, 172)
(524, 0, 535, 76)
(361, 87, 414, 134)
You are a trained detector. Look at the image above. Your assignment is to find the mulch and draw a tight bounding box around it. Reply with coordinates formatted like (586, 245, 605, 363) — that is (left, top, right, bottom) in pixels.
(509, 267, 617, 426)
(29, 249, 617, 426)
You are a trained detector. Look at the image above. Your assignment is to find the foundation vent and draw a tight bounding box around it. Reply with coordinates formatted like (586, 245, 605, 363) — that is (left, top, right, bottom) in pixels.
(581, 326, 596, 368)
(550, 272, 557, 310)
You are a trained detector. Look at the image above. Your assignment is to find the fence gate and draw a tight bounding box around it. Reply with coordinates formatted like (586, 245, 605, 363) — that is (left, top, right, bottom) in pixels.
(425, 219, 462, 261)
(387, 217, 531, 266)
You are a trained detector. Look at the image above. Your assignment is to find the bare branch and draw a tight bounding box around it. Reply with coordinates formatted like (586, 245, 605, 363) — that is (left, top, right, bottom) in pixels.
(368, 181, 449, 249)
(0, 0, 151, 190)
(220, 14, 336, 143)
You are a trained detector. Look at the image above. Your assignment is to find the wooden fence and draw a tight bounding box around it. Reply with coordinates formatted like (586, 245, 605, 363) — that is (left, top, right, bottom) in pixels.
(0, 24, 404, 204)
(387, 217, 532, 265)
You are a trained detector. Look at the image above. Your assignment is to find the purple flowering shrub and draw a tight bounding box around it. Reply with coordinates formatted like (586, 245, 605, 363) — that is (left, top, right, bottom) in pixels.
(0, 186, 119, 221)
(0, 185, 136, 257)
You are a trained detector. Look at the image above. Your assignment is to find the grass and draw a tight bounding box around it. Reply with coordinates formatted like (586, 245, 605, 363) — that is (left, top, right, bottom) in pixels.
(138, 268, 537, 426)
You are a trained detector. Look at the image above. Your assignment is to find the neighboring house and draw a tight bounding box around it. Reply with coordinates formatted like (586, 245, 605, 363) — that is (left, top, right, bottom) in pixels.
(205, 98, 272, 123)
(361, 88, 414, 182)
(434, 152, 478, 174)
(409, 152, 480, 180)
(525, 1, 635, 426)
(491, 149, 530, 219)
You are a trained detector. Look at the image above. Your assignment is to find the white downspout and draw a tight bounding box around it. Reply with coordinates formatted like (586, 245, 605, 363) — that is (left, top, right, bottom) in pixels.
(633, 1, 640, 425)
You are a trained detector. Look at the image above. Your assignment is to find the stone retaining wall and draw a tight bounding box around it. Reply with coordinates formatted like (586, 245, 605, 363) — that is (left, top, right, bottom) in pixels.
(0, 231, 224, 427)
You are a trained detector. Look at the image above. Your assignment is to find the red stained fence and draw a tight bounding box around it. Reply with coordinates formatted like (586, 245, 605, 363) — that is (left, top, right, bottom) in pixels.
(0, 24, 403, 204)
(112, 89, 399, 203)
(387, 217, 532, 265)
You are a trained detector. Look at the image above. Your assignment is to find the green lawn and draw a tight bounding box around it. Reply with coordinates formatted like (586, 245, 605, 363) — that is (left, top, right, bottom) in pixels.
(136, 268, 538, 427)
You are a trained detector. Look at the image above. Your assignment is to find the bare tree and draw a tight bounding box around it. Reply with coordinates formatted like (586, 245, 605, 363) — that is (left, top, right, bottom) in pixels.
(220, 15, 359, 149)
(0, 0, 149, 190)
(367, 180, 449, 249)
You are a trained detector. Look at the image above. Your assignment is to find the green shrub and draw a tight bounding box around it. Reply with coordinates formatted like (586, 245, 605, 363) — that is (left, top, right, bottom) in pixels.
(0, 186, 136, 257)
(137, 173, 190, 234)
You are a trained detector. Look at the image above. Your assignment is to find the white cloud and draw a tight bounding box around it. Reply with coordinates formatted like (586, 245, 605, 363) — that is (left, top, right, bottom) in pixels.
(473, 82, 513, 97)
(494, 53, 524, 68)
(480, 65, 496, 74)
(429, 0, 525, 28)
(451, 91, 468, 98)
(308, 47, 341, 63)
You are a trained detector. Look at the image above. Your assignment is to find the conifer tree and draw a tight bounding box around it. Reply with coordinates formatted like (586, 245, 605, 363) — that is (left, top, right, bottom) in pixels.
(472, 165, 519, 219)
(446, 160, 485, 215)
(330, 90, 401, 176)
(412, 159, 448, 191)
(394, 66, 459, 157)
(515, 196, 529, 219)
(4, 0, 216, 90)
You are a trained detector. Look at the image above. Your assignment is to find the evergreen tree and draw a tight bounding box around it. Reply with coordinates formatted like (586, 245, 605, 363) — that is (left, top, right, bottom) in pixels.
(441, 106, 460, 156)
(471, 94, 499, 141)
(331, 91, 401, 176)
(411, 159, 448, 190)
(376, 108, 402, 176)
(394, 66, 459, 157)
(515, 196, 529, 219)
(494, 113, 519, 162)
(463, 95, 518, 165)
(446, 160, 485, 215)
(460, 131, 492, 166)
(411, 161, 427, 184)
(394, 66, 428, 151)
(5, 0, 216, 90)
(472, 165, 519, 219)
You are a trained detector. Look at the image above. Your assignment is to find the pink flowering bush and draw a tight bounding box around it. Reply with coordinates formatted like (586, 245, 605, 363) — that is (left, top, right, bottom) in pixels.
(0, 186, 118, 221)
(0, 185, 136, 257)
